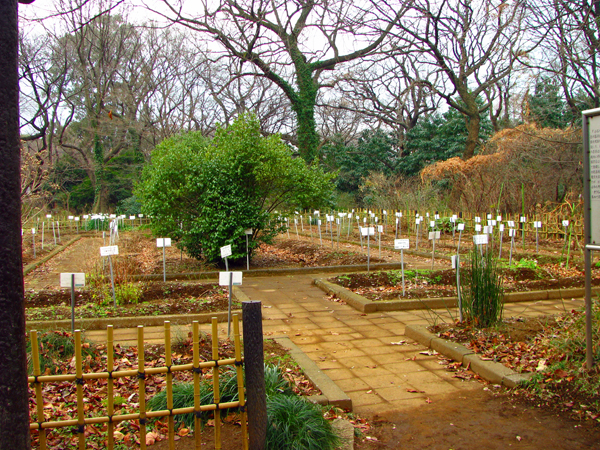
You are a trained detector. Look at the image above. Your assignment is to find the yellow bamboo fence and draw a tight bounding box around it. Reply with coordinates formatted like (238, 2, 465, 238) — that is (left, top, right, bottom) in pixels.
(29, 316, 248, 450)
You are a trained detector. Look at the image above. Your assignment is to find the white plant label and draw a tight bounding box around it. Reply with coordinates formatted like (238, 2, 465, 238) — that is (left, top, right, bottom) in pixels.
(157, 238, 172, 247)
(520, 216, 526, 223)
(473, 234, 488, 245)
(562, 220, 569, 227)
(491, 220, 497, 226)
(451, 255, 457, 269)
(508, 220, 515, 227)
(394, 239, 410, 249)
(377, 225, 383, 233)
(139, 214, 144, 218)
(497, 216, 502, 222)
(475, 217, 481, 223)
(499, 224, 505, 232)
(314, 210, 320, 216)
(483, 226, 491, 234)
(487, 214, 492, 220)
(75, 217, 80, 221)
(509, 228, 516, 237)
(83, 215, 89, 219)
(100, 245, 119, 256)
(220, 245, 232, 258)
(31, 228, 36, 234)
(245, 228, 253, 235)
(450, 217, 456, 223)
(383, 210, 387, 215)
(68, 215, 74, 220)
(46, 214, 52, 219)
(434, 214, 440, 220)
(475, 224, 482, 232)
(457, 223, 465, 231)
(429, 231, 440, 240)
(60, 273, 85, 288)
(219, 271, 243, 286)
(534, 221, 542, 228)
(318, 220, 322, 225)
(110, 214, 116, 219)
(430, 220, 435, 228)
(130, 216, 136, 220)
(361, 227, 375, 236)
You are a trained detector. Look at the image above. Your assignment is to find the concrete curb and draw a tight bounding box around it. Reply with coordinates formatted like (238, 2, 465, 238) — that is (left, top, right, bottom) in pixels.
(273, 336, 353, 411)
(314, 277, 598, 314)
(23, 236, 83, 276)
(405, 324, 534, 388)
(131, 262, 407, 282)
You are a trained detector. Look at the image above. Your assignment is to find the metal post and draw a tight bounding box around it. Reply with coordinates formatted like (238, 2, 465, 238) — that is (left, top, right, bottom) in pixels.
(401, 249, 405, 296)
(228, 272, 233, 337)
(246, 234, 250, 271)
(242, 301, 266, 450)
(583, 112, 595, 369)
(456, 255, 463, 322)
(108, 255, 116, 307)
(367, 231, 371, 272)
(162, 239, 166, 283)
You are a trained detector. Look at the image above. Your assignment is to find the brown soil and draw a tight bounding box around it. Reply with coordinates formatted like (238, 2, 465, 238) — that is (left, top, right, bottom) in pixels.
(330, 266, 600, 301)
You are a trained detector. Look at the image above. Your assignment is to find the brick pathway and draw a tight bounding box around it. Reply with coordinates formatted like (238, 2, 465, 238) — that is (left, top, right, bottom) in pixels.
(86, 273, 584, 416)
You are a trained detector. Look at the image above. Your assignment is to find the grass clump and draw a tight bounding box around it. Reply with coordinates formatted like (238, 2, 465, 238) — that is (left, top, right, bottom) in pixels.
(265, 395, 339, 450)
(461, 246, 504, 327)
(27, 330, 94, 375)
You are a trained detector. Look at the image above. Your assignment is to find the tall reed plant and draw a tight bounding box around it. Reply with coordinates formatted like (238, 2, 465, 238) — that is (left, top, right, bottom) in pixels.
(461, 246, 504, 327)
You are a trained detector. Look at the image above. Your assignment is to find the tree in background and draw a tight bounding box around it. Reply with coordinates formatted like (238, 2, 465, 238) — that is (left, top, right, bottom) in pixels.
(159, 0, 408, 161)
(136, 114, 334, 262)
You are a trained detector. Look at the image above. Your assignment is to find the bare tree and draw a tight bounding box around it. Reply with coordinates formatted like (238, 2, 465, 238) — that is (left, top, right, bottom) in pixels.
(157, 0, 408, 161)
(526, 0, 600, 116)
(395, 0, 530, 159)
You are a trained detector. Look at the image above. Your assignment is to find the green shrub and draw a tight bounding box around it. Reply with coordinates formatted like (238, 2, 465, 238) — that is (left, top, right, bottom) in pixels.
(265, 395, 339, 450)
(114, 282, 142, 305)
(27, 331, 94, 375)
(461, 246, 504, 327)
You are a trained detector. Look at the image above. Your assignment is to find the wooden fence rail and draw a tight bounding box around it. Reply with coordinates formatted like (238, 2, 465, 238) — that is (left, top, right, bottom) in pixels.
(29, 316, 248, 450)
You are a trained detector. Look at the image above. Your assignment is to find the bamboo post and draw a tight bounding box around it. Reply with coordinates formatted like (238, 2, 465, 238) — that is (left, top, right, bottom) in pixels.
(75, 330, 85, 449)
(242, 301, 266, 450)
(31, 330, 47, 450)
(138, 326, 147, 450)
(165, 322, 175, 449)
(107, 326, 115, 450)
(212, 318, 221, 449)
(193, 322, 202, 449)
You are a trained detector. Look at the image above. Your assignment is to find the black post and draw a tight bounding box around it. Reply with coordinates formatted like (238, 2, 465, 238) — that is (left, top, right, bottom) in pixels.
(242, 301, 266, 450)
(71, 274, 75, 332)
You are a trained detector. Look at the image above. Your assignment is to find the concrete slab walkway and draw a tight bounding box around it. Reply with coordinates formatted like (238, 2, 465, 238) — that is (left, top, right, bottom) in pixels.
(85, 273, 584, 416)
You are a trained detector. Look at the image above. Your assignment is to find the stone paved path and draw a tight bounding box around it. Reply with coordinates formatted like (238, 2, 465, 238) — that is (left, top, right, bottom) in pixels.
(86, 273, 584, 416)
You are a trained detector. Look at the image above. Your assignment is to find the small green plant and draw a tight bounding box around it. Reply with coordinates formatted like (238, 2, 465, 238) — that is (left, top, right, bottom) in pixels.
(461, 246, 504, 328)
(114, 282, 142, 305)
(27, 331, 94, 375)
(265, 395, 340, 450)
(516, 258, 538, 270)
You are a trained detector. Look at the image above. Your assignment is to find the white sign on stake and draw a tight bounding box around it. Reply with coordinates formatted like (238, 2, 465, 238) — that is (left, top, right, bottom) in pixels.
(60, 273, 86, 288)
(475, 224, 482, 232)
(394, 239, 410, 249)
(509, 228, 516, 237)
(475, 217, 481, 223)
(220, 245, 232, 258)
(562, 220, 570, 227)
(157, 238, 172, 247)
(100, 245, 119, 256)
(46, 214, 52, 219)
(377, 225, 383, 233)
(473, 234, 488, 245)
(430, 220, 436, 228)
(429, 231, 441, 240)
(508, 220, 515, 227)
(487, 214, 492, 220)
(520, 216, 526, 223)
(361, 227, 375, 236)
(534, 221, 542, 228)
(499, 224, 505, 232)
(219, 271, 243, 286)
(457, 223, 465, 231)
(245, 228, 253, 235)
(451, 255, 458, 269)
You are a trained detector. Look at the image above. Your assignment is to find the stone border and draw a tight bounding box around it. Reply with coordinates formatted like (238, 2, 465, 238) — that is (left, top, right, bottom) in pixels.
(23, 235, 82, 276)
(405, 324, 533, 388)
(273, 336, 353, 411)
(314, 277, 598, 313)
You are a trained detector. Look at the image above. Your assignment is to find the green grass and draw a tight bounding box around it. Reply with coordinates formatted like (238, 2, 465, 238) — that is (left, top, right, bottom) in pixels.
(27, 330, 95, 375)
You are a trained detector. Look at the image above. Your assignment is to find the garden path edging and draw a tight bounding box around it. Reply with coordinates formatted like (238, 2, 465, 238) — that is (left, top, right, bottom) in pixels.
(313, 278, 599, 313)
(404, 324, 533, 388)
(23, 235, 83, 276)
(273, 336, 353, 411)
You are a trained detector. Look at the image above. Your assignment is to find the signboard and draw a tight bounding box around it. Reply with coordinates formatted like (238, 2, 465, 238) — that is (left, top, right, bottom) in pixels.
(219, 271, 243, 286)
(220, 245, 232, 258)
(509, 228, 516, 237)
(394, 239, 409, 249)
(473, 234, 488, 245)
(588, 111, 600, 243)
(245, 228, 253, 235)
(157, 238, 172, 247)
(533, 221, 542, 228)
(377, 225, 383, 233)
(562, 220, 569, 227)
(475, 224, 482, 232)
(428, 231, 440, 240)
(457, 223, 465, 231)
(60, 273, 85, 288)
(100, 245, 119, 256)
(360, 226, 375, 236)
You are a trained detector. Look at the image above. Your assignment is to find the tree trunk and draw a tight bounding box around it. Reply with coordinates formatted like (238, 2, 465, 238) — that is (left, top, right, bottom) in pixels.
(0, 1, 32, 448)
(463, 112, 480, 160)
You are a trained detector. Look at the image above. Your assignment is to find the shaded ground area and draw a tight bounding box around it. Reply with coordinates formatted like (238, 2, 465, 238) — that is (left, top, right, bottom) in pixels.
(355, 389, 600, 450)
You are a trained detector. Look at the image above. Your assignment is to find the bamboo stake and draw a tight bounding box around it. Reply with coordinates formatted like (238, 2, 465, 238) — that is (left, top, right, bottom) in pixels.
(107, 326, 114, 450)
(75, 330, 85, 449)
(165, 322, 175, 450)
(193, 322, 202, 449)
(31, 330, 47, 450)
(138, 326, 147, 450)
(212, 318, 221, 449)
